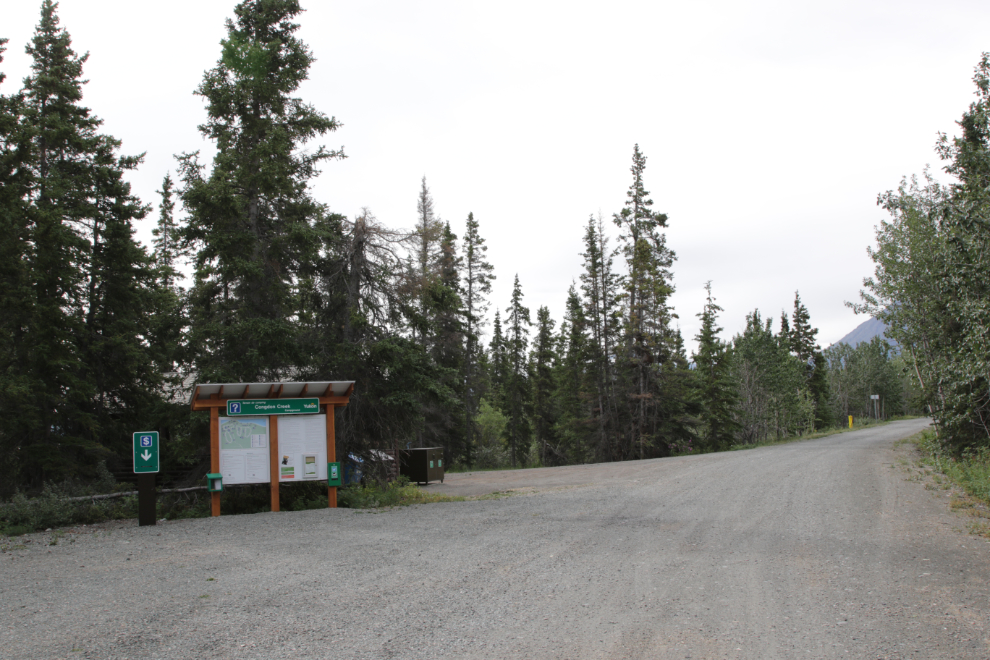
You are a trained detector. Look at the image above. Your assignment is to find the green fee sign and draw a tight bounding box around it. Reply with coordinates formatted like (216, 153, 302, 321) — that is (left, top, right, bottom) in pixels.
(133, 431, 160, 474)
(226, 398, 320, 416)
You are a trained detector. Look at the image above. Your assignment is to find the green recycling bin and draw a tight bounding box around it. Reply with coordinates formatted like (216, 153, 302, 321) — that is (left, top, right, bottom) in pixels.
(399, 447, 444, 485)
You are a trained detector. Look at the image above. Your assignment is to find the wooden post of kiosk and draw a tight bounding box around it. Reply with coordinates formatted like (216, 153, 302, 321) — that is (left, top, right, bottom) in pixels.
(269, 415, 280, 512)
(327, 403, 336, 508)
(210, 393, 221, 517)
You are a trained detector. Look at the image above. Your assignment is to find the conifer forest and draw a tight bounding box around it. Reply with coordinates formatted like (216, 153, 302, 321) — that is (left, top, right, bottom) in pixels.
(5, 0, 989, 498)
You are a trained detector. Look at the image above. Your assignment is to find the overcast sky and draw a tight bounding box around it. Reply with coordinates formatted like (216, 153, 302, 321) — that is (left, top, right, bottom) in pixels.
(4, 0, 989, 353)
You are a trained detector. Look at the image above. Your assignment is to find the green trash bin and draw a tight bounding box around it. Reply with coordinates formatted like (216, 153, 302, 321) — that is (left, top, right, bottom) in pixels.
(400, 447, 445, 485)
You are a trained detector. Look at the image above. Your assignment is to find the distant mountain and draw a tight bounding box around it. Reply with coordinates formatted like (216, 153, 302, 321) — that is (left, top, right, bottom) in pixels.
(834, 317, 895, 349)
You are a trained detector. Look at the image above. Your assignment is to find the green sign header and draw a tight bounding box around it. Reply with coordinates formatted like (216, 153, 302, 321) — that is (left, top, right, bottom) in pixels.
(226, 398, 320, 416)
(133, 431, 160, 473)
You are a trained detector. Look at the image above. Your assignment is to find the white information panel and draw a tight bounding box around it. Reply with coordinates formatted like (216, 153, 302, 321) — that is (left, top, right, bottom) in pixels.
(277, 414, 327, 482)
(219, 416, 271, 485)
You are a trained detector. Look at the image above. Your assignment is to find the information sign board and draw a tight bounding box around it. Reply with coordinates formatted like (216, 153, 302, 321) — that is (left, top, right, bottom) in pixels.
(133, 431, 160, 473)
(227, 398, 320, 416)
(219, 416, 271, 485)
(278, 415, 328, 482)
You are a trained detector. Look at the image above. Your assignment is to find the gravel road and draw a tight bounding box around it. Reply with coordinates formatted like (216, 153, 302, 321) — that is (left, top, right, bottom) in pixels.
(4, 417, 989, 659)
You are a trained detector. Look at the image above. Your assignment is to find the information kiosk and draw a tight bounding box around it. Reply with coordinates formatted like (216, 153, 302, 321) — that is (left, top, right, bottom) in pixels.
(189, 381, 355, 516)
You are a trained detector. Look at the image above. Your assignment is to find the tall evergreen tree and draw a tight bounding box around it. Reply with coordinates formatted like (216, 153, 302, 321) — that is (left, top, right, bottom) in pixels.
(532, 306, 558, 465)
(460, 211, 494, 467)
(613, 144, 670, 352)
(0, 36, 34, 490)
(732, 311, 808, 442)
(789, 291, 829, 428)
(147, 173, 188, 376)
(424, 222, 465, 459)
(152, 173, 182, 290)
(18, 0, 96, 484)
(580, 214, 622, 460)
(692, 282, 738, 451)
(612, 145, 678, 460)
(504, 275, 532, 466)
(408, 176, 444, 347)
(789, 292, 818, 363)
(178, 0, 343, 383)
(303, 208, 452, 461)
(4, 1, 159, 486)
(555, 284, 593, 463)
(489, 310, 508, 407)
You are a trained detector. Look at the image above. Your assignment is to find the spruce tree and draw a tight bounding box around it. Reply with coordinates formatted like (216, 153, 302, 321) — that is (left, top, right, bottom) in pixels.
(789, 291, 828, 428)
(152, 174, 182, 290)
(579, 214, 622, 460)
(424, 222, 465, 460)
(0, 37, 34, 489)
(555, 284, 593, 463)
(489, 310, 508, 406)
(612, 145, 677, 460)
(778, 311, 790, 349)
(613, 144, 670, 353)
(692, 282, 738, 450)
(789, 292, 818, 363)
(460, 211, 494, 467)
(18, 0, 96, 483)
(732, 310, 807, 442)
(148, 173, 188, 377)
(9, 1, 159, 485)
(532, 306, 558, 465)
(178, 0, 343, 383)
(504, 275, 532, 466)
(413, 177, 444, 337)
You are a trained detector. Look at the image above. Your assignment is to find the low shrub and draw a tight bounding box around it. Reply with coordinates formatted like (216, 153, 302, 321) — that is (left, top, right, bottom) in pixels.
(338, 476, 463, 508)
(918, 430, 990, 504)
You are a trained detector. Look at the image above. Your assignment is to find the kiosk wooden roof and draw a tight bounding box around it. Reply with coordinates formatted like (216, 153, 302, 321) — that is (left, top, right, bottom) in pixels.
(189, 381, 355, 410)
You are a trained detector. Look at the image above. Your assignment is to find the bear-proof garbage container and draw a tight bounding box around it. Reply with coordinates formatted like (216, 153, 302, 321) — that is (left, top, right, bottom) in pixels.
(400, 447, 445, 485)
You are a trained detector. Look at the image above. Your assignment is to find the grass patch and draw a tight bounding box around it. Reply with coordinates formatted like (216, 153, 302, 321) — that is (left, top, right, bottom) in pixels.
(337, 476, 465, 509)
(0, 480, 340, 535)
(726, 417, 903, 452)
(1, 485, 144, 536)
(0, 475, 471, 534)
(911, 429, 990, 538)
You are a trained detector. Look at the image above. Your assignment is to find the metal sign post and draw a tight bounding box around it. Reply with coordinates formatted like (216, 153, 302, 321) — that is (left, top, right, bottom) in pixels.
(133, 431, 159, 527)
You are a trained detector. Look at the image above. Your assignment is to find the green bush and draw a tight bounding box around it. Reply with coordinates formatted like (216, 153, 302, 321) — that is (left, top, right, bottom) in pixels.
(920, 430, 990, 503)
(338, 476, 463, 508)
(1, 484, 141, 535)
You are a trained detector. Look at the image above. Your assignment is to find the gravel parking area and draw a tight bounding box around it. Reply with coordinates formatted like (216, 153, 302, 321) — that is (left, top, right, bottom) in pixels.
(4, 418, 989, 659)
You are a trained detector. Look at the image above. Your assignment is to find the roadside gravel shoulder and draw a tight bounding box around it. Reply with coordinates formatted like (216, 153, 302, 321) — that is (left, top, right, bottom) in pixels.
(4, 418, 990, 660)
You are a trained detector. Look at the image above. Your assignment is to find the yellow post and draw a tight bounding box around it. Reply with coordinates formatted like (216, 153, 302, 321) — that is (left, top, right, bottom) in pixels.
(848, 415, 853, 429)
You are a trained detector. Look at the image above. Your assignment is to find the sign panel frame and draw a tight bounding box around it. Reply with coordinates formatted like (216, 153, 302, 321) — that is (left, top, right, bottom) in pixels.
(218, 416, 272, 485)
(277, 414, 328, 482)
(133, 431, 160, 474)
(226, 398, 320, 416)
